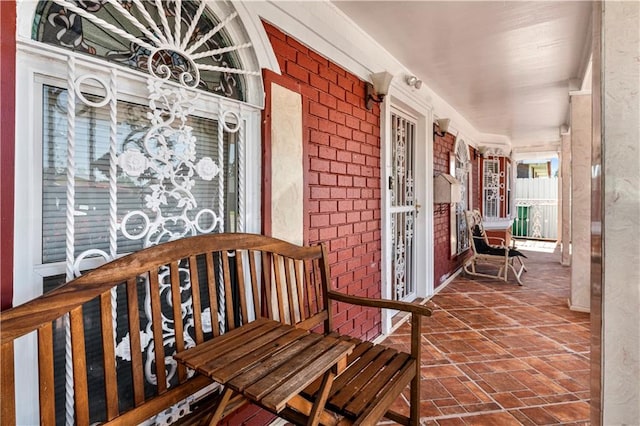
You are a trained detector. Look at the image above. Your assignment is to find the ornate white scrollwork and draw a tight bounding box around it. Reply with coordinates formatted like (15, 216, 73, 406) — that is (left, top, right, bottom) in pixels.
(39, 1, 258, 422)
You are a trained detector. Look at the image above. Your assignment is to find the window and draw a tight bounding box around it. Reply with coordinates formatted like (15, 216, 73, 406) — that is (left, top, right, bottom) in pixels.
(483, 159, 501, 218)
(14, 1, 262, 424)
(451, 139, 470, 255)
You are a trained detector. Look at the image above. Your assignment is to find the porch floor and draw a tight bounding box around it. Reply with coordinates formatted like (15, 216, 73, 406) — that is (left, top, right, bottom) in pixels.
(382, 241, 591, 425)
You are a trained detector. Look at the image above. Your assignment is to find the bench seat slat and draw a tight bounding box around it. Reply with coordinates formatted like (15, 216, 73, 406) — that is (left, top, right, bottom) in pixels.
(228, 333, 324, 391)
(207, 329, 308, 383)
(344, 352, 412, 416)
(199, 325, 303, 376)
(243, 336, 341, 401)
(261, 339, 354, 412)
(175, 319, 277, 366)
(212, 328, 309, 383)
(328, 344, 396, 409)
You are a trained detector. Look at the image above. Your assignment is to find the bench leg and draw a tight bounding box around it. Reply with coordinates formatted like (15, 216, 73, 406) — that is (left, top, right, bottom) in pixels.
(208, 387, 234, 426)
(410, 314, 421, 426)
(307, 370, 336, 426)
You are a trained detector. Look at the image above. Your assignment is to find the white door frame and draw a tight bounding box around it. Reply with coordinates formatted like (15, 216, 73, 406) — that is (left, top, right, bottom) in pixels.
(380, 85, 434, 335)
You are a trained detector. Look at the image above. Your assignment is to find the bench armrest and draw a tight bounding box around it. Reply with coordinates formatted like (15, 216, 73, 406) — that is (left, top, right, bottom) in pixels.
(326, 290, 432, 317)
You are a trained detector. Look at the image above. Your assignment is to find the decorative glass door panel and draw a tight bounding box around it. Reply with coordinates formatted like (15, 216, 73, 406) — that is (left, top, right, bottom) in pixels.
(390, 112, 417, 301)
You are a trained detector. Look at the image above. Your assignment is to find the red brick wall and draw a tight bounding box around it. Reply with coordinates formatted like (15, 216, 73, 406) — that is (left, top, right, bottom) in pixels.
(263, 22, 382, 340)
(433, 131, 480, 287)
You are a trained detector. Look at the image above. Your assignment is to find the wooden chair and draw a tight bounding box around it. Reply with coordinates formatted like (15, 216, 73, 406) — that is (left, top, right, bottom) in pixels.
(463, 210, 526, 285)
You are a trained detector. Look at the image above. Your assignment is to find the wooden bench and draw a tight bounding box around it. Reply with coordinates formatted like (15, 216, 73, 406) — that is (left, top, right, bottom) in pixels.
(1, 233, 432, 425)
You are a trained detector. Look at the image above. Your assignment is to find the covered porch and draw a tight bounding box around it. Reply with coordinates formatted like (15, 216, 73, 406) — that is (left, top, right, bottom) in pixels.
(385, 242, 590, 424)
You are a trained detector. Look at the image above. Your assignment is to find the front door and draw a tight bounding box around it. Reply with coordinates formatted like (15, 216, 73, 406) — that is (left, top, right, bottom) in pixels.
(388, 110, 419, 302)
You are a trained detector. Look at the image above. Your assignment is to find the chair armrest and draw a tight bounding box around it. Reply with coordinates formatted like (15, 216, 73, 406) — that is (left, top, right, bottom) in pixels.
(486, 237, 506, 246)
(326, 290, 432, 317)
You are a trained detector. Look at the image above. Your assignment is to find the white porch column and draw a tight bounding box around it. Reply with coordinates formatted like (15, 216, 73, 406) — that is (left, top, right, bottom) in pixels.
(569, 93, 591, 312)
(560, 131, 571, 266)
(599, 1, 640, 423)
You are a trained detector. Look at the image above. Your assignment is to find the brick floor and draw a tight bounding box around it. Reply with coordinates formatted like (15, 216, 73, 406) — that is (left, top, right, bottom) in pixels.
(382, 242, 590, 425)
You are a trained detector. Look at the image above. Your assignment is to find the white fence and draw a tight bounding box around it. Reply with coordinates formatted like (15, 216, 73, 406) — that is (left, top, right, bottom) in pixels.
(513, 177, 558, 240)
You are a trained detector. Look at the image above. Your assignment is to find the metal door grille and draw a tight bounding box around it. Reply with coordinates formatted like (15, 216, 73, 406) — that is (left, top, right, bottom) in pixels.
(390, 113, 416, 301)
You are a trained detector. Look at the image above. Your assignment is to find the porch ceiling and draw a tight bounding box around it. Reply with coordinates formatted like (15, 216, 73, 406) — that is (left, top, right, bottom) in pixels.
(331, 1, 592, 150)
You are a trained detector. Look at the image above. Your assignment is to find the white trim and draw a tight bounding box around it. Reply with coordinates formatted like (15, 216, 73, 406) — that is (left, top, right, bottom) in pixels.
(245, 1, 489, 148)
(380, 83, 434, 335)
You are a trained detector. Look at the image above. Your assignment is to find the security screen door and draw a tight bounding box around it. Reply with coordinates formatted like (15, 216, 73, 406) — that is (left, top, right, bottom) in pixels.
(389, 110, 418, 302)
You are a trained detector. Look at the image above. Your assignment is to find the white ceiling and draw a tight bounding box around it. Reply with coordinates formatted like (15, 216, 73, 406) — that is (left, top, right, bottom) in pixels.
(331, 1, 593, 149)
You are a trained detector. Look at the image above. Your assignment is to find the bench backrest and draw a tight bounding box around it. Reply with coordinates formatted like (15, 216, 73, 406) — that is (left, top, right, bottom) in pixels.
(1, 233, 331, 425)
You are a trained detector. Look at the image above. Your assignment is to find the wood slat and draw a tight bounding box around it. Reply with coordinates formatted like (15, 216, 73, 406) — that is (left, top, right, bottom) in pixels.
(261, 340, 353, 412)
(261, 252, 273, 320)
(126, 277, 145, 405)
(0, 234, 324, 344)
(174, 319, 277, 368)
(234, 250, 249, 324)
(37, 323, 56, 426)
(295, 260, 306, 322)
(99, 293, 119, 420)
(211, 328, 309, 383)
(228, 333, 324, 391)
(104, 375, 212, 426)
(248, 250, 261, 320)
(310, 342, 382, 398)
(200, 326, 301, 379)
(205, 252, 220, 337)
(170, 262, 187, 383)
(410, 314, 422, 426)
(70, 308, 90, 424)
(328, 346, 395, 409)
(352, 362, 415, 426)
(148, 270, 167, 394)
(244, 336, 340, 401)
(188, 255, 204, 344)
(302, 337, 373, 398)
(1, 341, 15, 426)
(344, 353, 411, 416)
(283, 257, 296, 324)
(272, 254, 286, 323)
(221, 251, 235, 330)
(303, 261, 313, 318)
(312, 259, 322, 314)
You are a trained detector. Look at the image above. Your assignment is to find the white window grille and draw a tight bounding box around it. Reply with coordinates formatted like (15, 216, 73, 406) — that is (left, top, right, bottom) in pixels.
(483, 159, 501, 218)
(14, 1, 263, 424)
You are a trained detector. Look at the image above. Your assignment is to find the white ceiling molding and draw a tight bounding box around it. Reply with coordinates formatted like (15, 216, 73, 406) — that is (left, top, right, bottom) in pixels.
(246, 1, 485, 140)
